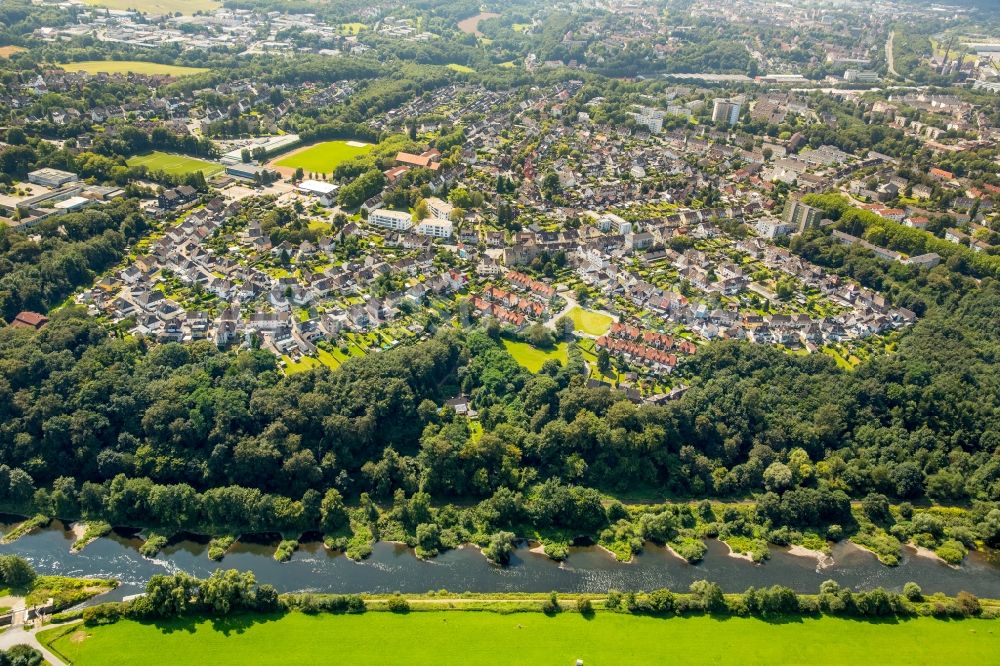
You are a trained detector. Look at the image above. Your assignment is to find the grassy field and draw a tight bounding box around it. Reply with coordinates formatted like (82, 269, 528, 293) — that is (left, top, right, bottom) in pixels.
(503, 339, 568, 372)
(0, 46, 26, 58)
(126, 151, 223, 177)
(339, 22, 367, 35)
(58, 60, 209, 76)
(273, 140, 373, 175)
(80, 0, 220, 14)
(447, 63, 476, 73)
(566, 306, 613, 336)
(41, 611, 1000, 665)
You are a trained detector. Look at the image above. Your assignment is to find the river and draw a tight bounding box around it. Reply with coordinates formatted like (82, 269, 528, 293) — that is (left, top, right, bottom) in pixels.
(1, 520, 998, 602)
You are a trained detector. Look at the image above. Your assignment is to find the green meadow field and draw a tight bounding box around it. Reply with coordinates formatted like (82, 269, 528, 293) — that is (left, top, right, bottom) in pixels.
(40, 611, 1000, 666)
(273, 140, 374, 174)
(59, 60, 209, 76)
(503, 339, 569, 372)
(126, 151, 222, 177)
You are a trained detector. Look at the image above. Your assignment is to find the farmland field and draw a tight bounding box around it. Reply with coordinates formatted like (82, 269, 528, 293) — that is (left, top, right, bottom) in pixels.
(0, 46, 26, 58)
(126, 151, 223, 177)
(503, 339, 568, 372)
(80, 0, 220, 14)
(447, 63, 476, 73)
(272, 140, 374, 176)
(40, 611, 1000, 666)
(566, 306, 613, 336)
(58, 60, 209, 76)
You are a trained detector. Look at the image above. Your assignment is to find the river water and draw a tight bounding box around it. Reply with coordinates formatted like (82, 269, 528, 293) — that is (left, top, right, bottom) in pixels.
(1, 520, 998, 602)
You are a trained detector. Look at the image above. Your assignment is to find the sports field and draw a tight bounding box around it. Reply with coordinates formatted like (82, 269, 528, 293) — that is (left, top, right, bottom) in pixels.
(566, 306, 613, 335)
(40, 611, 1000, 665)
(126, 151, 223, 177)
(503, 339, 568, 372)
(59, 60, 209, 77)
(272, 140, 374, 175)
(80, 0, 220, 14)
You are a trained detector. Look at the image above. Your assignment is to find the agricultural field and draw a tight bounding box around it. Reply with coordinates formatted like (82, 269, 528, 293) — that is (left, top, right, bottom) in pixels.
(0, 46, 26, 58)
(58, 60, 209, 76)
(126, 151, 223, 177)
(566, 306, 613, 336)
(40, 611, 1000, 666)
(80, 0, 219, 14)
(272, 140, 374, 176)
(503, 339, 568, 372)
(446, 63, 476, 73)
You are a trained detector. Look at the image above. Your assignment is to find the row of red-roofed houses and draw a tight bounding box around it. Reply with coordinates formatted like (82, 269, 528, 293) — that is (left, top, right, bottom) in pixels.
(505, 271, 557, 301)
(595, 335, 679, 373)
(468, 296, 527, 328)
(480, 285, 546, 317)
(608, 322, 698, 355)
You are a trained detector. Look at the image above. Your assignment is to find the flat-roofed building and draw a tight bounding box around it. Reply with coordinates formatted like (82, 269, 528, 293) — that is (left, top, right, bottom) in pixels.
(369, 208, 413, 231)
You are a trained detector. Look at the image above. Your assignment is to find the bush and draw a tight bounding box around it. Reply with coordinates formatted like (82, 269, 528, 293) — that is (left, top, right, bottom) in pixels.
(0, 555, 36, 588)
(903, 582, 922, 602)
(541, 591, 560, 614)
(139, 534, 167, 559)
(576, 597, 594, 616)
(83, 602, 125, 626)
(955, 591, 980, 616)
(646, 588, 675, 614)
(605, 589, 622, 610)
(386, 594, 409, 613)
(669, 537, 707, 563)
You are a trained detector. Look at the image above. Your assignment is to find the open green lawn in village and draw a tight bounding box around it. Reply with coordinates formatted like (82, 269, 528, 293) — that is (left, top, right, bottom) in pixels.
(40, 611, 999, 666)
(503, 339, 569, 373)
(446, 63, 476, 73)
(126, 151, 223, 177)
(80, 0, 220, 14)
(566, 306, 614, 336)
(58, 60, 209, 77)
(273, 140, 374, 174)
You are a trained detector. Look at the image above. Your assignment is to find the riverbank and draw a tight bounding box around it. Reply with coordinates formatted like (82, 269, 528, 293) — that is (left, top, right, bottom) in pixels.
(39, 610, 1000, 665)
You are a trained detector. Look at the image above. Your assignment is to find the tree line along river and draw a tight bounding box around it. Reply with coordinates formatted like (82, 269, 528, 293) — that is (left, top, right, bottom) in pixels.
(1, 519, 999, 602)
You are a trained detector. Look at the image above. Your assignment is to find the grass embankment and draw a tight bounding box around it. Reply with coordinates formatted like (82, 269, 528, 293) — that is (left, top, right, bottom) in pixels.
(2, 514, 49, 543)
(126, 151, 222, 177)
(58, 61, 209, 76)
(41, 611, 1000, 665)
(0, 576, 116, 610)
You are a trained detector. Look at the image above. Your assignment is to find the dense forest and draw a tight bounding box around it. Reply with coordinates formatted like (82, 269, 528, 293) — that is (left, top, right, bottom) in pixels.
(0, 262, 997, 541)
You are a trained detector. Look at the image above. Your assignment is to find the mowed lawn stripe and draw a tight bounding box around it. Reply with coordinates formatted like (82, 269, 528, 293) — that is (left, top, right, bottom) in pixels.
(41, 612, 1000, 666)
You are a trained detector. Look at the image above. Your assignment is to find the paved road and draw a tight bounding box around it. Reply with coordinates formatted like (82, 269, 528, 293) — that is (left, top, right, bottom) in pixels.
(0, 620, 74, 665)
(886, 31, 901, 79)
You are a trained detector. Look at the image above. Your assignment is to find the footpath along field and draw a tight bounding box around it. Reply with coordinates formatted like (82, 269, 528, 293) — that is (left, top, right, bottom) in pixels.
(41, 611, 999, 665)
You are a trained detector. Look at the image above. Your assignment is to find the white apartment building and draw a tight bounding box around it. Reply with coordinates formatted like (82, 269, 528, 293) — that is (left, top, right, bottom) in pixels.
(368, 208, 413, 231)
(415, 218, 453, 238)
